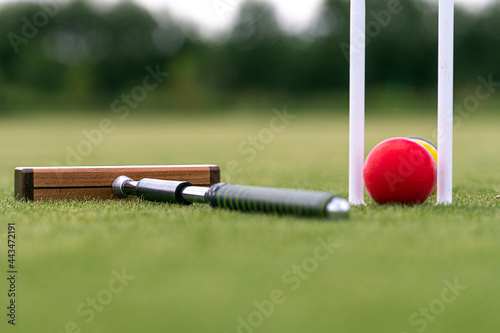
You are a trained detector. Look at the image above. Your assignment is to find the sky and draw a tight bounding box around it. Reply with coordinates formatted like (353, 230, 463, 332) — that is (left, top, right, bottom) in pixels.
(0, 0, 495, 35)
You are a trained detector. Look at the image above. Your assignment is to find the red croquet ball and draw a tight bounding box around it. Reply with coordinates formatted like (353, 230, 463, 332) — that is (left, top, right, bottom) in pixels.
(364, 138, 437, 205)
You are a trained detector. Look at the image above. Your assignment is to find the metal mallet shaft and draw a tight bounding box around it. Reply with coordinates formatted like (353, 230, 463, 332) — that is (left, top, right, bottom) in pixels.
(112, 176, 350, 219)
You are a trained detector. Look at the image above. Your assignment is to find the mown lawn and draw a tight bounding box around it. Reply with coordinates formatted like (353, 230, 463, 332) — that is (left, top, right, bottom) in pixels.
(1, 110, 499, 333)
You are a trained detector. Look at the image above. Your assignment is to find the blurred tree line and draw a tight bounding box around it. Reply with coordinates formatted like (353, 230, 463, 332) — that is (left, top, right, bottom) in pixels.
(0, 0, 499, 112)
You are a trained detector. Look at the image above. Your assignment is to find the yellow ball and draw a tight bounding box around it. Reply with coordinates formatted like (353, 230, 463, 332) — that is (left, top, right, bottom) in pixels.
(408, 137, 438, 195)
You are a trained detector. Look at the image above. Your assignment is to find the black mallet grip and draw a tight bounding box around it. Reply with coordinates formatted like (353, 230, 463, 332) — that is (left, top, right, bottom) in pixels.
(205, 183, 345, 218)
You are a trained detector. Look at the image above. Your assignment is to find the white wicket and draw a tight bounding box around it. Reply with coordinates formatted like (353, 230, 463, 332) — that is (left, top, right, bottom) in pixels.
(348, 0, 454, 205)
(349, 0, 366, 206)
(437, 0, 454, 205)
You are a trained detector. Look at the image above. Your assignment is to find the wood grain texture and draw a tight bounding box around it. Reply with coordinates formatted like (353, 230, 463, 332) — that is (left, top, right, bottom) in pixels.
(32, 188, 136, 202)
(15, 165, 220, 202)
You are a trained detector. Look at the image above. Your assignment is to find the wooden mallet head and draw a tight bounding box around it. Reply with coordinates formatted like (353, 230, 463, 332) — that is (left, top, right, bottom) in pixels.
(15, 165, 220, 202)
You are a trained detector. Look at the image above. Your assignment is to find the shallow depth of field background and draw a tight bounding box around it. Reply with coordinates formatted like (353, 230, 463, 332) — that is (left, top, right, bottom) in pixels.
(1, 1, 500, 332)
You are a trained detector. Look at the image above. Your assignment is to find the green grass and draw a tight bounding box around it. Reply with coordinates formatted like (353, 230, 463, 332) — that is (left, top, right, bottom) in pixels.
(1, 110, 500, 333)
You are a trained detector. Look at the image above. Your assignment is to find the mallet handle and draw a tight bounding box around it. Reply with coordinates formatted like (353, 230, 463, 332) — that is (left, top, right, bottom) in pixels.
(112, 176, 349, 219)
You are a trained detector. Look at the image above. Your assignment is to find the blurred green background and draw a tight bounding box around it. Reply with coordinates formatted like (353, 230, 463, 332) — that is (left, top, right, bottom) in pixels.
(0, 0, 499, 113)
